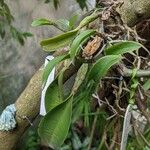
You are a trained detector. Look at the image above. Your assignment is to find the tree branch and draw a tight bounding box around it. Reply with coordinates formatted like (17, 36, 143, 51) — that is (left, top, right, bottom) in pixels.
(0, 68, 43, 150)
(118, 0, 150, 27)
(118, 64, 150, 77)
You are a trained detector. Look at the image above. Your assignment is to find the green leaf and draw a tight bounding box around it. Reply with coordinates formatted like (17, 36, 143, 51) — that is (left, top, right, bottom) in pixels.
(45, 78, 62, 112)
(105, 41, 142, 55)
(76, 11, 99, 29)
(17, 33, 25, 45)
(143, 79, 150, 90)
(32, 18, 69, 31)
(45, 63, 71, 112)
(83, 100, 90, 127)
(38, 96, 72, 149)
(55, 19, 70, 31)
(40, 29, 78, 51)
(44, 0, 60, 9)
(71, 63, 88, 94)
(31, 18, 53, 27)
(10, 26, 18, 39)
(0, 23, 5, 39)
(72, 100, 84, 123)
(58, 68, 65, 100)
(69, 14, 78, 30)
(44, 0, 50, 3)
(88, 55, 122, 82)
(22, 32, 33, 38)
(43, 54, 69, 86)
(72, 131, 82, 149)
(72, 82, 94, 123)
(69, 30, 95, 59)
(3, 3, 14, 23)
(76, 0, 87, 10)
(53, 0, 60, 9)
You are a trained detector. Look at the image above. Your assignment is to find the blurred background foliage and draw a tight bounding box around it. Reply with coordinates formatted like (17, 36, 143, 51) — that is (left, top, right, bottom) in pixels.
(0, 0, 33, 45)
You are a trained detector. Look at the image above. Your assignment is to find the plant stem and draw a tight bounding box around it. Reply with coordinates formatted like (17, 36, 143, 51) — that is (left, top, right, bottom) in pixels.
(118, 64, 150, 77)
(87, 108, 99, 150)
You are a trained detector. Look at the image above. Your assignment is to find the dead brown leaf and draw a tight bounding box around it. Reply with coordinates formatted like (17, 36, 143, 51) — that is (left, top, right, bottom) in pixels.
(82, 35, 102, 59)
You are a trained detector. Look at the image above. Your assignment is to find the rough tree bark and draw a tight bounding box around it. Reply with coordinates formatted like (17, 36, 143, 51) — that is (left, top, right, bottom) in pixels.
(0, 0, 150, 149)
(118, 0, 150, 27)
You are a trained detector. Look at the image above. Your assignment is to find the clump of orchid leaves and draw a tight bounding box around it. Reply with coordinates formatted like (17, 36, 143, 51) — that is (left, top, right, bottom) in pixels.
(32, 7, 150, 150)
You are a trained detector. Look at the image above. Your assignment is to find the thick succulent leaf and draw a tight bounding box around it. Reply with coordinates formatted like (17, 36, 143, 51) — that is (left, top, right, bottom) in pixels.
(105, 41, 142, 55)
(38, 96, 72, 149)
(88, 55, 122, 82)
(55, 19, 70, 31)
(32, 18, 70, 32)
(71, 63, 88, 94)
(31, 18, 53, 27)
(45, 63, 70, 113)
(76, 11, 99, 29)
(69, 30, 95, 59)
(43, 54, 69, 86)
(40, 30, 78, 51)
(45, 78, 62, 112)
